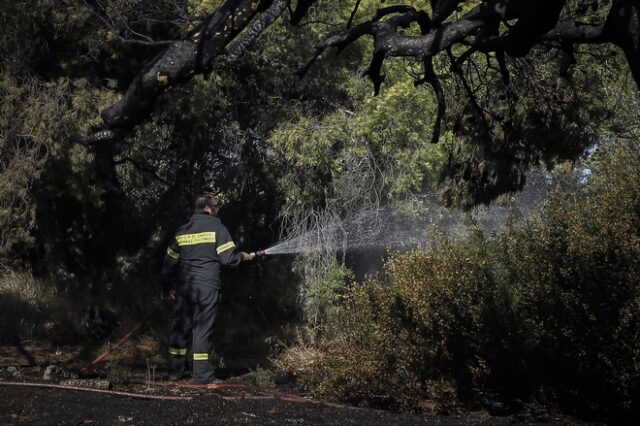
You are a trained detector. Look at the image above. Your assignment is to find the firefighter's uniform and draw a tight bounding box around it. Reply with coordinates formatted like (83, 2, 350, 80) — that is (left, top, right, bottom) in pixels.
(161, 212, 243, 384)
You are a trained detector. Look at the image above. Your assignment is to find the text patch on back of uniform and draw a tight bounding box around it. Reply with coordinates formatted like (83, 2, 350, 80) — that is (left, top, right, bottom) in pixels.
(176, 232, 216, 246)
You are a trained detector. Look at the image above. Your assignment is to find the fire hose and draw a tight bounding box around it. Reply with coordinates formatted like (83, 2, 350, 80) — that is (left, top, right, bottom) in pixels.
(0, 381, 191, 401)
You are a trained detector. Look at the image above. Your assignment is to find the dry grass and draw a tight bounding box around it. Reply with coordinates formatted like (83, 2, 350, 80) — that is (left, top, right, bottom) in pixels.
(0, 268, 73, 343)
(272, 325, 335, 392)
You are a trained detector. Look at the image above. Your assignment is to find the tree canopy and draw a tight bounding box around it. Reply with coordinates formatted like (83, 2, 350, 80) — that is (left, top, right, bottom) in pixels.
(75, 0, 640, 145)
(2, 0, 639, 275)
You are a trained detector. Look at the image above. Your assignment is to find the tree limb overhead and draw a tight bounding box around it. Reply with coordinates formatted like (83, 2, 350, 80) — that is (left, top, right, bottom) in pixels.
(75, 0, 640, 145)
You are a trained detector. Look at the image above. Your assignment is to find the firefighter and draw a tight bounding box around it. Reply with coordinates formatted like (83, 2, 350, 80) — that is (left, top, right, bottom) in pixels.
(161, 193, 252, 384)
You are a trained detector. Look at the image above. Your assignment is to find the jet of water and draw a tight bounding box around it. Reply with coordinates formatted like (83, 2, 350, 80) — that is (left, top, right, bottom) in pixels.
(262, 172, 555, 256)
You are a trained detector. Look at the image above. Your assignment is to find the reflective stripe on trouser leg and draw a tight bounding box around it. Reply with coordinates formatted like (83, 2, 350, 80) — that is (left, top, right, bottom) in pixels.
(169, 289, 192, 377)
(191, 286, 221, 384)
(169, 347, 187, 356)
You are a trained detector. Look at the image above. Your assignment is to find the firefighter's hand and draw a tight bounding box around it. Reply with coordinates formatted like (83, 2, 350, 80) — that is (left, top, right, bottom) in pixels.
(240, 252, 252, 262)
(164, 289, 176, 300)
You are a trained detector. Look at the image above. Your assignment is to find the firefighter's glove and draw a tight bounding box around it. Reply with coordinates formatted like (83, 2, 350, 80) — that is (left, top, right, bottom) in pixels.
(161, 286, 176, 300)
(161, 275, 174, 291)
(240, 252, 253, 262)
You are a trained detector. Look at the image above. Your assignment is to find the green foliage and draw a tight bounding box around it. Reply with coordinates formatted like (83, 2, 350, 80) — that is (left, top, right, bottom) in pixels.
(0, 1, 133, 264)
(437, 43, 629, 208)
(270, 74, 449, 202)
(261, 3, 451, 326)
(293, 254, 353, 326)
(495, 141, 640, 414)
(279, 140, 640, 419)
(252, 365, 276, 389)
(104, 356, 129, 384)
(0, 75, 109, 258)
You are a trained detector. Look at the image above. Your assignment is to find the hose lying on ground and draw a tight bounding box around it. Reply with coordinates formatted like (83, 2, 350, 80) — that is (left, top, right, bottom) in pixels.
(0, 381, 192, 401)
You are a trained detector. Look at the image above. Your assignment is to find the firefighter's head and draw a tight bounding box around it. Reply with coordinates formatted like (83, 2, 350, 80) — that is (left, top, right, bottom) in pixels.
(195, 193, 220, 216)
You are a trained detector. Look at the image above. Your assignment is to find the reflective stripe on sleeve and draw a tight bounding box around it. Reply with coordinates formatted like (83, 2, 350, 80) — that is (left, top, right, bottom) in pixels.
(169, 347, 187, 356)
(193, 353, 209, 361)
(216, 241, 235, 254)
(176, 232, 216, 246)
(166, 247, 180, 260)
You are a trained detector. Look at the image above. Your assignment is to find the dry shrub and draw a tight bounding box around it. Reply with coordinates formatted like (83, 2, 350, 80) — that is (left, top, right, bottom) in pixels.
(287, 243, 493, 411)
(273, 325, 337, 393)
(496, 141, 640, 417)
(278, 140, 640, 419)
(0, 268, 74, 343)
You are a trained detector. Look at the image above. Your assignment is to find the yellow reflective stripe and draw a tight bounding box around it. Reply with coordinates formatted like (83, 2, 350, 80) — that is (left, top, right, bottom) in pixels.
(193, 353, 209, 361)
(169, 347, 187, 356)
(176, 232, 216, 246)
(216, 241, 235, 254)
(166, 247, 179, 260)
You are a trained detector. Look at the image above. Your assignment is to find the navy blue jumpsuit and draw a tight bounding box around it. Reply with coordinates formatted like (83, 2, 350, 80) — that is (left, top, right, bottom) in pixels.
(161, 212, 242, 383)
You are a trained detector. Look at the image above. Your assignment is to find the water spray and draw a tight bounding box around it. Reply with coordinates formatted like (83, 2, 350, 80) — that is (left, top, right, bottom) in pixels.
(247, 172, 556, 257)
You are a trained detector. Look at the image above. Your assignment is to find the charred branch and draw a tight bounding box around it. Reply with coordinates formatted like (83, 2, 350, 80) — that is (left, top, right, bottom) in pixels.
(604, 0, 640, 89)
(415, 57, 446, 144)
(297, 20, 376, 78)
(299, 0, 640, 145)
(290, 0, 316, 25)
(430, 0, 464, 27)
(72, 0, 275, 143)
(447, 48, 494, 142)
(227, 0, 288, 64)
(501, 0, 568, 57)
(415, 13, 444, 145)
(78, 0, 640, 146)
(347, 0, 363, 29)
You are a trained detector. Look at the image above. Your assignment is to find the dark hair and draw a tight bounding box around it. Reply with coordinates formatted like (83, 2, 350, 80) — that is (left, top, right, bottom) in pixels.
(194, 193, 218, 211)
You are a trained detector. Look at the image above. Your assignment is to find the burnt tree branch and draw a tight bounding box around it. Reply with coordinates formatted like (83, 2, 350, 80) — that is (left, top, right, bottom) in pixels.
(77, 0, 640, 146)
(300, 0, 640, 144)
(72, 0, 276, 144)
(227, 0, 288, 64)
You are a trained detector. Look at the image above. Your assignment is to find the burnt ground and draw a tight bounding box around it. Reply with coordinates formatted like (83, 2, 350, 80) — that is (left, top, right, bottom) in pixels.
(0, 342, 599, 426)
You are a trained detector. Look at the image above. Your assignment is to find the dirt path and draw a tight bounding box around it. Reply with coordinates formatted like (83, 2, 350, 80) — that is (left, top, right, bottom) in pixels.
(0, 382, 545, 426)
(0, 343, 593, 425)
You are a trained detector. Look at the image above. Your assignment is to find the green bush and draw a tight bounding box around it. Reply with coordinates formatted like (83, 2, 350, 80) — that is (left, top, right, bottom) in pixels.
(495, 141, 640, 416)
(279, 140, 640, 419)
(290, 240, 494, 410)
(294, 253, 353, 327)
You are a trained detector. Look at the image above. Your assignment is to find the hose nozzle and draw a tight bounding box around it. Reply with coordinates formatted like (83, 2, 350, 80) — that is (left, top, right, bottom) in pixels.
(249, 250, 266, 259)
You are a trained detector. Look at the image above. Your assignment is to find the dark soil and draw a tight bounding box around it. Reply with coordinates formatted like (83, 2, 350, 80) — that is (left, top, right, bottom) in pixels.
(0, 384, 497, 426)
(0, 342, 599, 426)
